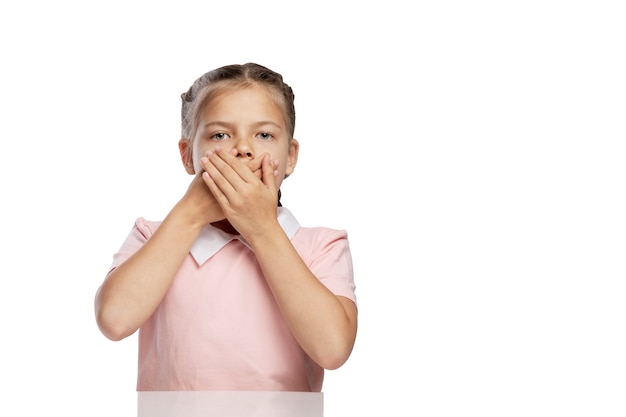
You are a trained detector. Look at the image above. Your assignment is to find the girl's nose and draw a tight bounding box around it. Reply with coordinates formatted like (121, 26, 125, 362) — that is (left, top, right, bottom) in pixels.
(234, 139, 254, 160)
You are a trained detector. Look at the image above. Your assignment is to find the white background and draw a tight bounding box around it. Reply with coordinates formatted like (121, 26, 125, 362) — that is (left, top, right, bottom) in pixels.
(1, 1, 624, 416)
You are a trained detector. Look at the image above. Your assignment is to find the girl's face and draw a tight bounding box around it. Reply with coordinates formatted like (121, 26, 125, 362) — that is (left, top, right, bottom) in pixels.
(179, 85, 298, 189)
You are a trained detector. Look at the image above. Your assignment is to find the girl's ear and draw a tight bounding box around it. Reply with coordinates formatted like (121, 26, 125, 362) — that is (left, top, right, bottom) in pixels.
(285, 138, 299, 177)
(178, 138, 195, 174)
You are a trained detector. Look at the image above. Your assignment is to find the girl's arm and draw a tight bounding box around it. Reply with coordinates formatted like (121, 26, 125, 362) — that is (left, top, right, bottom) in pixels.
(249, 228, 358, 370)
(94, 173, 223, 341)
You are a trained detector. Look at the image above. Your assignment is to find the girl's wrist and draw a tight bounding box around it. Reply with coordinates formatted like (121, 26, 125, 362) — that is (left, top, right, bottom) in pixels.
(169, 200, 213, 233)
(244, 220, 285, 249)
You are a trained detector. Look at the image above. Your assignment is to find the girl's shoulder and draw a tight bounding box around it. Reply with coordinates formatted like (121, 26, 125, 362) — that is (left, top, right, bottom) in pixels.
(130, 217, 163, 240)
(291, 226, 350, 254)
(295, 226, 348, 239)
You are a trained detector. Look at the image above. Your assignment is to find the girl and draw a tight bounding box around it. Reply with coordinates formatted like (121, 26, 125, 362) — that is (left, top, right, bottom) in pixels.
(94, 63, 358, 392)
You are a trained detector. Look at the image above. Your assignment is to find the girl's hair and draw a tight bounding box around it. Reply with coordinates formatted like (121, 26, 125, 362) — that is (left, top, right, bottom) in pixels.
(180, 63, 296, 142)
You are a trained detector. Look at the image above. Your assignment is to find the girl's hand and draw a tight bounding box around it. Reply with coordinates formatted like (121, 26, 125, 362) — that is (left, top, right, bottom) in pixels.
(200, 146, 280, 241)
(179, 150, 269, 228)
(178, 171, 225, 227)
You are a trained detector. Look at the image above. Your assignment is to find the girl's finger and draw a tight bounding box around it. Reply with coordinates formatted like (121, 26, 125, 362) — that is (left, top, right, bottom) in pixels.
(261, 154, 278, 190)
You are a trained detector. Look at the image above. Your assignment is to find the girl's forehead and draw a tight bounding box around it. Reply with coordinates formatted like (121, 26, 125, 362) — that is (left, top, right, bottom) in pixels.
(205, 84, 284, 113)
(200, 85, 285, 124)
(211, 82, 274, 100)
(191, 81, 293, 138)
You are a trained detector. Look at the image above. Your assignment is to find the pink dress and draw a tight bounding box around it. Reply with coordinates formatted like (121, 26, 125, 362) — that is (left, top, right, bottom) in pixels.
(109, 208, 356, 391)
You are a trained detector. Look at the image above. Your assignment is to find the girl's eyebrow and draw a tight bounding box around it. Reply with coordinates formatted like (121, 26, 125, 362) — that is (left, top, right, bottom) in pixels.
(202, 121, 234, 129)
(251, 121, 283, 130)
(203, 121, 283, 130)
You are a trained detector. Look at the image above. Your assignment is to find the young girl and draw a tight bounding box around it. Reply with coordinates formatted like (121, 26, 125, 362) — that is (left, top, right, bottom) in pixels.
(94, 63, 358, 392)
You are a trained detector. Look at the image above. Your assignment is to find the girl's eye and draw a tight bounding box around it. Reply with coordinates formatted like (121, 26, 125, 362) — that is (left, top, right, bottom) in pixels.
(211, 133, 229, 141)
(257, 132, 273, 140)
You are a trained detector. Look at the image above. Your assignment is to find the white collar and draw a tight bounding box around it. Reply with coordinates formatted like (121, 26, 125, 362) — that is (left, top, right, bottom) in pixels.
(189, 207, 300, 265)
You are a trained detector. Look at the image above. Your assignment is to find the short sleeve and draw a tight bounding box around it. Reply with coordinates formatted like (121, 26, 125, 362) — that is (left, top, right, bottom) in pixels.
(292, 228, 357, 306)
(108, 218, 161, 274)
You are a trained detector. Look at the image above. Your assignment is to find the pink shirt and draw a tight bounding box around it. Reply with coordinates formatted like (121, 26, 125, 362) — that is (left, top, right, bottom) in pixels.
(109, 208, 356, 392)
